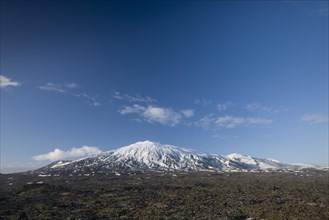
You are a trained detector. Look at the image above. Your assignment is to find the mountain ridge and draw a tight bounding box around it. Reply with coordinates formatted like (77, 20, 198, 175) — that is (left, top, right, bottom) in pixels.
(32, 141, 320, 175)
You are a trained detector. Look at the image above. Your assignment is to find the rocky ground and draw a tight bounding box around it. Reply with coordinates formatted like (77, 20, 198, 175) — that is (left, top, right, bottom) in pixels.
(0, 170, 328, 219)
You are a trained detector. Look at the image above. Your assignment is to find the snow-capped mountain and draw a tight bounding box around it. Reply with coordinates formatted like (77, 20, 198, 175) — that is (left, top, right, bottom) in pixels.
(33, 141, 319, 175)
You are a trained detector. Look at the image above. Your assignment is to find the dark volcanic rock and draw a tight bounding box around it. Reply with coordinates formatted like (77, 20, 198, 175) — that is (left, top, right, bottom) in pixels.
(0, 171, 328, 219)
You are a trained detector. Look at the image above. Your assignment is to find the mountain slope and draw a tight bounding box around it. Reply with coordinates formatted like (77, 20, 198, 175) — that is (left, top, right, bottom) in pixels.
(33, 141, 318, 175)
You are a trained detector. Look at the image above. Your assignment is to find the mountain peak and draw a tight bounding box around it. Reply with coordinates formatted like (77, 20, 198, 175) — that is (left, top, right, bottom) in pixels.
(130, 140, 158, 146)
(110, 141, 197, 169)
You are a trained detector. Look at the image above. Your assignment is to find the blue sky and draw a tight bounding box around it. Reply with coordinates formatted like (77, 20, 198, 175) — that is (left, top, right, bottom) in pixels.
(1, 0, 328, 173)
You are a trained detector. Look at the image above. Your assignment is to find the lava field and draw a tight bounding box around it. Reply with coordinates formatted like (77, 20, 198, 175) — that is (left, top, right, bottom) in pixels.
(1, 170, 328, 219)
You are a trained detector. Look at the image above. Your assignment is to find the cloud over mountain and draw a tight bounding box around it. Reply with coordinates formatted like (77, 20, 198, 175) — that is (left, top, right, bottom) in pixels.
(33, 146, 102, 161)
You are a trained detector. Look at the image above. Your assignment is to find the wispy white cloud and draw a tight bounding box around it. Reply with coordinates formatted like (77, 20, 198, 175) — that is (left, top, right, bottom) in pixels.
(33, 146, 102, 161)
(215, 116, 272, 128)
(302, 113, 329, 124)
(39, 82, 102, 106)
(39, 82, 78, 93)
(194, 98, 212, 106)
(194, 114, 216, 128)
(181, 109, 195, 118)
(246, 103, 279, 114)
(143, 106, 182, 126)
(291, 1, 328, 17)
(217, 101, 234, 111)
(119, 104, 145, 114)
(40, 83, 66, 92)
(113, 91, 157, 103)
(307, 7, 328, 16)
(119, 104, 193, 126)
(212, 134, 239, 139)
(75, 93, 102, 106)
(0, 75, 20, 88)
(195, 115, 272, 129)
(65, 83, 79, 89)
